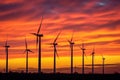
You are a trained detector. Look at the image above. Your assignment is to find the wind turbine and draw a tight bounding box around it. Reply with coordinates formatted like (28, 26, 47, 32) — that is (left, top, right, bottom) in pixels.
(4, 39, 10, 73)
(52, 32, 61, 73)
(81, 43, 86, 75)
(91, 46, 95, 74)
(68, 33, 74, 74)
(102, 55, 105, 74)
(24, 38, 33, 73)
(31, 16, 43, 73)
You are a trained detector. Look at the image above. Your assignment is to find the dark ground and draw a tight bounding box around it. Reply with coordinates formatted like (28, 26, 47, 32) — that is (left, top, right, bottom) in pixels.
(0, 73, 120, 80)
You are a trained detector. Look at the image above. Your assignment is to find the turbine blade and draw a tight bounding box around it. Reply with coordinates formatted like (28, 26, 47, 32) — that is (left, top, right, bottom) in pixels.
(67, 39, 71, 44)
(54, 31, 61, 43)
(6, 34, 8, 46)
(30, 33, 37, 36)
(25, 38, 28, 50)
(29, 50, 34, 53)
(82, 43, 84, 48)
(78, 45, 84, 55)
(5, 40, 7, 46)
(90, 48, 95, 55)
(78, 46, 82, 50)
(36, 36, 38, 50)
(71, 32, 74, 42)
(90, 52, 93, 55)
(101, 54, 106, 60)
(23, 50, 27, 54)
(67, 40, 72, 48)
(5, 46, 7, 53)
(55, 48, 59, 59)
(37, 16, 43, 34)
(84, 53, 88, 59)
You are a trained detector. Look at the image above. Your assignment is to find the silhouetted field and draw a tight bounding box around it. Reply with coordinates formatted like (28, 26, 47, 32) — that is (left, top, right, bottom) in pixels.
(0, 73, 120, 80)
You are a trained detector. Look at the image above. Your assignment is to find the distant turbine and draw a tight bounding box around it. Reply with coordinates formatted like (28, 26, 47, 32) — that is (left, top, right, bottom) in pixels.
(91, 46, 95, 74)
(31, 16, 43, 73)
(81, 43, 86, 75)
(4, 40, 10, 73)
(52, 32, 61, 73)
(24, 38, 33, 73)
(102, 55, 105, 74)
(68, 33, 74, 74)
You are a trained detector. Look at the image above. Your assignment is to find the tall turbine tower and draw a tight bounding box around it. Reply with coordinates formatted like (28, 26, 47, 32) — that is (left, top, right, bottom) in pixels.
(4, 40, 10, 73)
(52, 32, 61, 73)
(68, 34, 74, 74)
(31, 16, 43, 73)
(24, 38, 33, 73)
(91, 47, 95, 74)
(81, 43, 86, 75)
(102, 55, 105, 74)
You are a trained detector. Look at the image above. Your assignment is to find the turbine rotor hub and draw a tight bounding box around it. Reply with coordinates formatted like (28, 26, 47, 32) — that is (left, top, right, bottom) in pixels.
(37, 34, 43, 37)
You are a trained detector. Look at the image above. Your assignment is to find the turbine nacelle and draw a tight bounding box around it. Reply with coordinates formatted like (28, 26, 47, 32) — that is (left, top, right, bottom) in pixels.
(27, 49, 31, 51)
(25, 49, 34, 53)
(102, 55, 105, 60)
(52, 31, 61, 47)
(53, 43, 58, 46)
(81, 43, 86, 51)
(37, 34, 43, 37)
(24, 38, 33, 53)
(68, 40, 74, 45)
(31, 33, 43, 37)
(92, 52, 95, 55)
(5, 45, 10, 48)
(103, 57, 105, 60)
(70, 42, 74, 45)
(81, 48, 86, 51)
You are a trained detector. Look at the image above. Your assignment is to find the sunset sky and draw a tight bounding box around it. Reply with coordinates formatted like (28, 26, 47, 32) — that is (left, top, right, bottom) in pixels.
(0, 0, 120, 73)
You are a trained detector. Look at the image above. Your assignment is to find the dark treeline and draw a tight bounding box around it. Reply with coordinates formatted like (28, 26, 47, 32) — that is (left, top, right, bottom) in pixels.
(0, 73, 120, 80)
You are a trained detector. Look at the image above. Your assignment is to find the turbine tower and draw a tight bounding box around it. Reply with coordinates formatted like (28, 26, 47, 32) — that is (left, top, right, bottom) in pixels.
(68, 34, 74, 74)
(102, 55, 105, 74)
(4, 40, 10, 73)
(24, 38, 33, 73)
(81, 43, 86, 75)
(91, 47, 95, 74)
(52, 32, 61, 73)
(31, 16, 43, 73)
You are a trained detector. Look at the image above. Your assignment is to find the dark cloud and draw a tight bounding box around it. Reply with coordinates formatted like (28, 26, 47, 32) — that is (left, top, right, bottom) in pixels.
(0, 8, 37, 21)
(0, 3, 22, 12)
(0, 0, 119, 23)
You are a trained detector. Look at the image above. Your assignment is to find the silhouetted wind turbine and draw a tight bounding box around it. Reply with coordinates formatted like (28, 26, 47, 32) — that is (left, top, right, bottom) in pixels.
(52, 32, 61, 73)
(31, 16, 43, 73)
(102, 55, 105, 74)
(91, 46, 95, 74)
(68, 33, 74, 74)
(4, 39, 10, 73)
(24, 38, 33, 73)
(81, 43, 86, 75)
